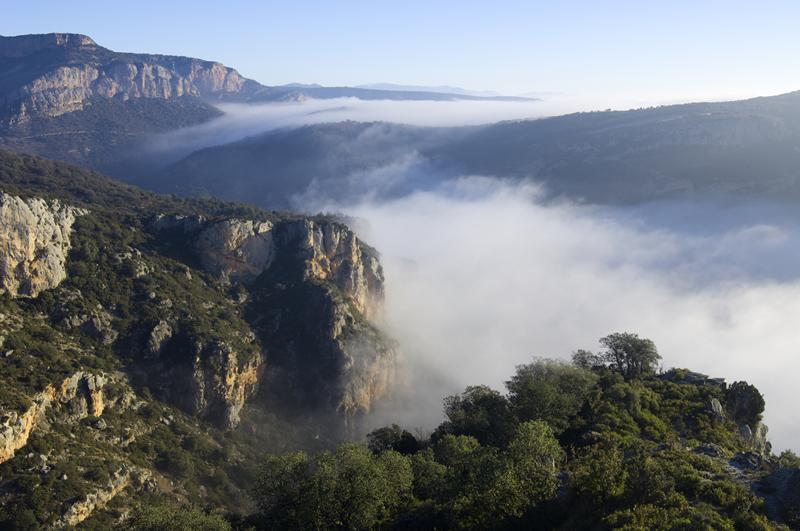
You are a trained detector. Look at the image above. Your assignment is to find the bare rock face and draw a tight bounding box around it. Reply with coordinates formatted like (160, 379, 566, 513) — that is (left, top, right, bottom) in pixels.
(194, 219, 275, 283)
(150, 214, 395, 423)
(281, 219, 386, 320)
(0, 192, 85, 297)
(145, 334, 262, 430)
(0, 33, 257, 125)
(0, 371, 107, 464)
(53, 465, 153, 529)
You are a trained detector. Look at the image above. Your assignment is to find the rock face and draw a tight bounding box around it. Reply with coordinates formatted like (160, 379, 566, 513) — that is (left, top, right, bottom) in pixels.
(53, 465, 152, 529)
(0, 192, 85, 297)
(0, 33, 259, 125)
(740, 422, 771, 457)
(766, 467, 800, 525)
(150, 215, 395, 422)
(194, 219, 275, 283)
(0, 371, 107, 464)
(280, 219, 386, 320)
(144, 326, 263, 430)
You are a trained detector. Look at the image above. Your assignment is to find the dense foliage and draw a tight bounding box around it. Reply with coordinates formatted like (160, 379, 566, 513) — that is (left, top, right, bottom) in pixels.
(242, 333, 793, 530)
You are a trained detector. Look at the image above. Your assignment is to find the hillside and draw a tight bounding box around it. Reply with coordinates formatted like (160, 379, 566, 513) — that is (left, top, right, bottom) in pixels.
(0, 33, 530, 172)
(243, 334, 800, 530)
(0, 149, 396, 528)
(0, 150, 798, 529)
(155, 91, 800, 209)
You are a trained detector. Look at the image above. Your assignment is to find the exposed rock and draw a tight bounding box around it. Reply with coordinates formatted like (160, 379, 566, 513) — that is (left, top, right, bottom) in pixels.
(53, 465, 152, 528)
(693, 443, 728, 459)
(145, 339, 262, 429)
(0, 371, 107, 463)
(194, 219, 274, 283)
(147, 320, 173, 357)
(764, 467, 800, 525)
(149, 214, 395, 424)
(0, 192, 86, 297)
(0, 33, 257, 125)
(280, 219, 386, 320)
(710, 398, 725, 422)
(730, 451, 763, 471)
(739, 421, 772, 457)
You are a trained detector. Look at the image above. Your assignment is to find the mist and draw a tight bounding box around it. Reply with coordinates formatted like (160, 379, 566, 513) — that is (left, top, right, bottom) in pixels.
(142, 98, 548, 162)
(308, 178, 800, 452)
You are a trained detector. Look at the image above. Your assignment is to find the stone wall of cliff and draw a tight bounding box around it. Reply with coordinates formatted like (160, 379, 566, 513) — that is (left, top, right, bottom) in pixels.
(0, 33, 258, 125)
(0, 192, 85, 297)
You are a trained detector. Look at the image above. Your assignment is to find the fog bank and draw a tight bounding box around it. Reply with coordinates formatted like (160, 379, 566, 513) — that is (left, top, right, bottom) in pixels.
(312, 179, 800, 451)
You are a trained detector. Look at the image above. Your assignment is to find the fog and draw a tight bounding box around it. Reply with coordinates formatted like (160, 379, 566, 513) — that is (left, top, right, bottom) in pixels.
(144, 96, 586, 161)
(308, 178, 800, 452)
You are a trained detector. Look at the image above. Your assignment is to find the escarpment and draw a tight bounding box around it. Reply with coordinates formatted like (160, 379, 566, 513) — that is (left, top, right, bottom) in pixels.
(0, 371, 108, 464)
(149, 213, 397, 421)
(0, 33, 257, 125)
(0, 191, 85, 297)
(0, 150, 399, 525)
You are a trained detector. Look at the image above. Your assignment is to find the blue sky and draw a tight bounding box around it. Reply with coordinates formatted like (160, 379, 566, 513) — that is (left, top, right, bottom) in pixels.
(3, 0, 800, 106)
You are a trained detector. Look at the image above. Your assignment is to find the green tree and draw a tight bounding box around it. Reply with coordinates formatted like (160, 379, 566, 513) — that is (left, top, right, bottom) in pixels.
(725, 381, 765, 428)
(122, 504, 231, 531)
(437, 385, 518, 447)
(506, 359, 598, 434)
(367, 424, 419, 455)
(569, 442, 627, 503)
(598, 332, 661, 379)
(253, 444, 413, 530)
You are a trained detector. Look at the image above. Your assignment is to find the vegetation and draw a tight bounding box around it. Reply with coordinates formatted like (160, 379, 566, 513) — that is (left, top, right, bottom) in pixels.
(243, 333, 794, 530)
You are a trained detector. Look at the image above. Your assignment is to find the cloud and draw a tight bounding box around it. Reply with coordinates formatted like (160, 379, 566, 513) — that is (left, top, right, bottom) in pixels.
(143, 98, 555, 161)
(311, 178, 800, 451)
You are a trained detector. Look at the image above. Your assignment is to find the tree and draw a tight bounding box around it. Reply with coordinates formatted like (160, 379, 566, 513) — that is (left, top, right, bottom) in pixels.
(437, 385, 518, 447)
(506, 359, 598, 434)
(122, 504, 232, 531)
(569, 442, 627, 503)
(598, 332, 661, 379)
(572, 349, 602, 370)
(252, 444, 413, 530)
(367, 424, 419, 455)
(725, 381, 765, 428)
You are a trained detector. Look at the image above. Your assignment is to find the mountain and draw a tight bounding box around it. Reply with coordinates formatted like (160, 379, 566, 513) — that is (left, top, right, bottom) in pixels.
(0, 33, 535, 172)
(0, 149, 395, 526)
(154, 91, 800, 209)
(356, 83, 504, 98)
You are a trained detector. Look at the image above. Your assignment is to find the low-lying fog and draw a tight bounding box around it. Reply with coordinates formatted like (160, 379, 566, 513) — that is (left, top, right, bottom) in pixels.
(147, 98, 800, 452)
(144, 96, 576, 161)
(307, 178, 800, 452)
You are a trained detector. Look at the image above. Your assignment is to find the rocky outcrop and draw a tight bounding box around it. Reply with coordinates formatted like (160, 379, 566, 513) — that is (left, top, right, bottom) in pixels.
(145, 330, 262, 429)
(765, 467, 800, 525)
(53, 465, 153, 529)
(194, 219, 275, 283)
(0, 192, 85, 297)
(148, 214, 394, 422)
(0, 371, 107, 464)
(0, 33, 259, 125)
(151, 215, 386, 318)
(740, 422, 771, 457)
(279, 219, 385, 320)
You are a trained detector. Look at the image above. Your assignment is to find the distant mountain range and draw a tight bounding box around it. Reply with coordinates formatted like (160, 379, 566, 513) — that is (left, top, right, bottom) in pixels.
(3, 32, 800, 209)
(356, 83, 504, 98)
(0, 33, 532, 169)
(148, 91, 800, 208)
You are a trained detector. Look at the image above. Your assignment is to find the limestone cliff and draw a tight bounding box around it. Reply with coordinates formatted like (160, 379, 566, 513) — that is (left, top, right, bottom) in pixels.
(150, 214, 395, 421)
(0, 192, 85, 297)
(144, 330, 263, 430)
(53, 465, 153, 529)
(0, 33, 259, 125)
(0, 371, 107, 464)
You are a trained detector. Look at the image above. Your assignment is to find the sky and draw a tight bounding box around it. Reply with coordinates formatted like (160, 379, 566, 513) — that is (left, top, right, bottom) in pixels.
(3, 0, 800, 108)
